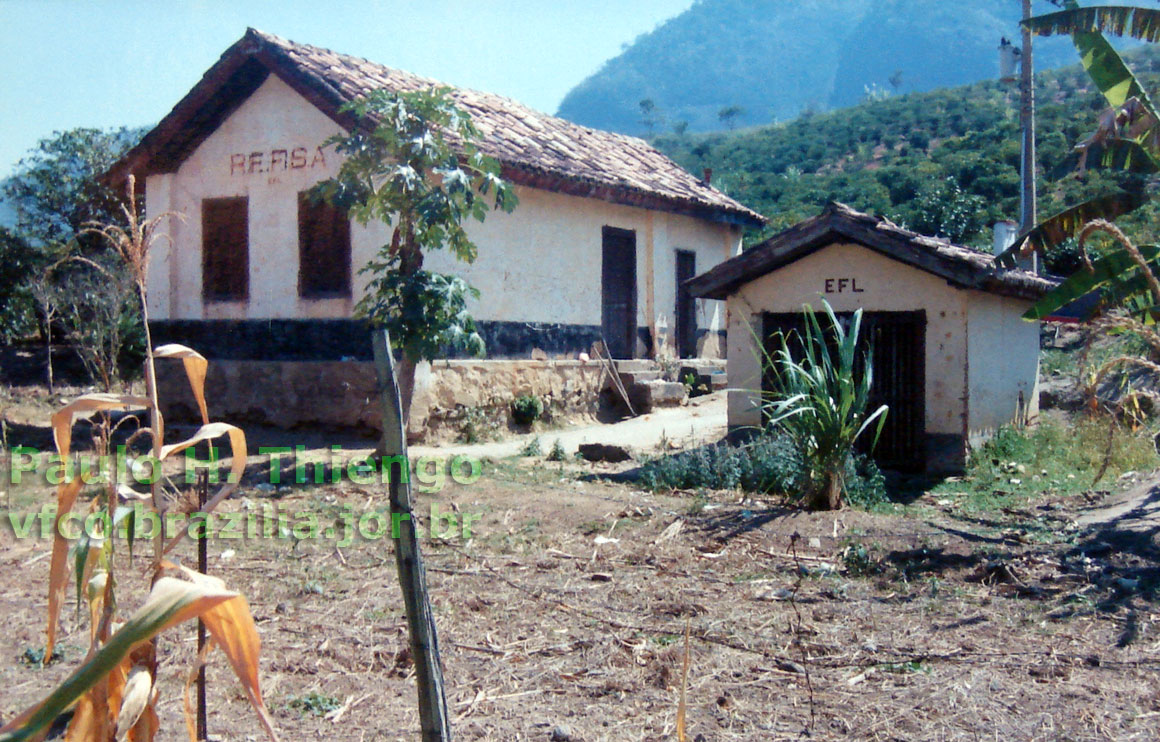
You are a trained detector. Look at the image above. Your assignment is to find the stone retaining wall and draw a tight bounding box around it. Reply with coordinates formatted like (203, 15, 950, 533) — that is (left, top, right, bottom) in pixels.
(156, 357, 608, 439)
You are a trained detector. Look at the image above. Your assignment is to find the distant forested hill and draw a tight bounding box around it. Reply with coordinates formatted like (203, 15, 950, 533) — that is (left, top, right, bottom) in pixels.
(649, 45, 1160, 272)
(557, 0, 1092, 136)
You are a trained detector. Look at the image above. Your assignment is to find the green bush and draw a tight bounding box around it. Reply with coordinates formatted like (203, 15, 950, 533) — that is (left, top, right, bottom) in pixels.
(510, 394, 544, 426)
(547, 439, 567, 462)
(637, 433, 887, 507)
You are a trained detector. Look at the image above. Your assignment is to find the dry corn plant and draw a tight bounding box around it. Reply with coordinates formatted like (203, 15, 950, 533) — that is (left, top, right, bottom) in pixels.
(1066, 220, 1160, 482)
(0, 178, 278, 742)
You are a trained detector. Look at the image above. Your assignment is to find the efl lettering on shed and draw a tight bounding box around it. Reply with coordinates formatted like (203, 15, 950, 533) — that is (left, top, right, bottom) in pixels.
(823, 277, 864, 294)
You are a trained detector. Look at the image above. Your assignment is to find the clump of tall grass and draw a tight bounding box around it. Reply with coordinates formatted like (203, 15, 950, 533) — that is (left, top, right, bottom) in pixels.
(762, 301, 887, 510)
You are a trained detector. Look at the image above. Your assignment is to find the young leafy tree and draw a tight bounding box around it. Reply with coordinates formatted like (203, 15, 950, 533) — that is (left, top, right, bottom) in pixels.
(315, 87, 517, 421)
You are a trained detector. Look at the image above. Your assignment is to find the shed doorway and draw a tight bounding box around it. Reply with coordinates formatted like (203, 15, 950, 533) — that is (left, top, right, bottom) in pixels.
(601, 226, 637, 358)
(761, 310, 926, 471)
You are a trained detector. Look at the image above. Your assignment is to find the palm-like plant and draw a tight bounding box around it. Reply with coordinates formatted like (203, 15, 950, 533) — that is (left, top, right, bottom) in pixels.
(762, 301, 888, 511)
(1001, 1, 1160, 319)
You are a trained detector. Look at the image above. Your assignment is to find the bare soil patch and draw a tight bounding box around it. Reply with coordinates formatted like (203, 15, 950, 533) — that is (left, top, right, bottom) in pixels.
(3, 453, 1160, 740)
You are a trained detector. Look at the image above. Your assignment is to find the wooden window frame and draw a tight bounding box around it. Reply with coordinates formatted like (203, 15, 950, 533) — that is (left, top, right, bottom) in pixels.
(298, 192, 352, 300)
(201, 196, 249, 302)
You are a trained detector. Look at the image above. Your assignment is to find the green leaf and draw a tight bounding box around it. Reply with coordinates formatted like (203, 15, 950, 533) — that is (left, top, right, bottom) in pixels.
(1091, 137, 1160, 174)
(1021, 243, 1160, 320)
(997, 190, 1149, 265)
(1026, 5, 1160, 45)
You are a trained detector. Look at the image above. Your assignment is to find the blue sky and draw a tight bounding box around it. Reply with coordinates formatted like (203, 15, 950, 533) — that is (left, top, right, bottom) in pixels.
(0, 0, 693, 179)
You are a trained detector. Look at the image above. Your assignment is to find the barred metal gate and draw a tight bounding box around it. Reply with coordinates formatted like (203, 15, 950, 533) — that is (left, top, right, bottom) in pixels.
(762, 310, 926, 471)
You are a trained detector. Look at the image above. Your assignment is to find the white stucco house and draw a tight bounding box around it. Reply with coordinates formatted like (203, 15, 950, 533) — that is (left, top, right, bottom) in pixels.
(106, 28, 765, 365)
(103, 29, 765, 434)
(686, 203, 1055, 473)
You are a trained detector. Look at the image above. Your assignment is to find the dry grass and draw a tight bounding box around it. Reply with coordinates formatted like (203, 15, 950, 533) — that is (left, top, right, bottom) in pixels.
(5, 454, 1159, 740)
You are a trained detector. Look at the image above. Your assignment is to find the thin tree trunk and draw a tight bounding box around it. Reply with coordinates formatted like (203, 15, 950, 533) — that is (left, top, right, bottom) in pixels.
(372, 328, 451, 742)
(44, 323, 54, 395)
(397, 353, 417, 437)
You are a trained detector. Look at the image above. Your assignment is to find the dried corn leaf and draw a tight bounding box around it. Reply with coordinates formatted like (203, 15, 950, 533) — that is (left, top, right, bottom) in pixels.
(51, 394, 153, 460)
(171, 566, 279, 742)
(1, 575, 236, 742)
(45, 477, 83, 661)
(158, 424, 246, 555)
(154, 345, 209, 425)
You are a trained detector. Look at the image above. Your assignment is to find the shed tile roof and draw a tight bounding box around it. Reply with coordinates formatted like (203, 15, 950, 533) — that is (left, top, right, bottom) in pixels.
(687, 202, 1057, 301)
(108, 28, 765, 227)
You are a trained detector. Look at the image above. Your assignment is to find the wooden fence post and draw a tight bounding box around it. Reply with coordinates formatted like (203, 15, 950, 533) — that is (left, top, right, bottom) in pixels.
(372, 329, 452, 742)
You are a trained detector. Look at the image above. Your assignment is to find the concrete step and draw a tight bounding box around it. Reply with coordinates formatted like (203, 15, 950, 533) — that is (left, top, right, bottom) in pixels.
(629, 379, 688, 412)
(612, 359, 657, 374)
(618, 370, 662, 386)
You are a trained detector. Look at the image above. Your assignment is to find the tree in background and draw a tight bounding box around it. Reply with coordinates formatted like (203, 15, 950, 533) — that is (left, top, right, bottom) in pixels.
(0, 227, 38, 344)
(718, 105, 744, 130)
(902, 176, 986, 243)
(4, 127, 143, 250)
(639, 98, 662, 136)
(315, 87, 517, 424)
(1, 127, 144, 358)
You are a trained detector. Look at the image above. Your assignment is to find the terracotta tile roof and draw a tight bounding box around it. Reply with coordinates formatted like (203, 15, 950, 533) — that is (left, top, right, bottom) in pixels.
(687, 202, 1057, 301)
(109, 28, 765, 227)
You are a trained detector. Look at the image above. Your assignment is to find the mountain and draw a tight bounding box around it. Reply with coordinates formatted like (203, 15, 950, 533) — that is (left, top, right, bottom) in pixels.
(557, 0, 1095, 136)
(648, 44, 1160, 274)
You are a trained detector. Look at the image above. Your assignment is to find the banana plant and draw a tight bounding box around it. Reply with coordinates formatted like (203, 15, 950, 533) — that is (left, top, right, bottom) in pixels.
(999, 1, 1160, 321)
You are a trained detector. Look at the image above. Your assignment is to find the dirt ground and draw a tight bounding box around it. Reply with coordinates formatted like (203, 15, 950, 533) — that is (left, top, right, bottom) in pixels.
(3, 410, 1160, 742)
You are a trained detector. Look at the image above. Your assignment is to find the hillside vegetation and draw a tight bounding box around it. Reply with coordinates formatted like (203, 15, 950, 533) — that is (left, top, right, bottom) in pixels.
(557, 0, 1085, 136)
(652, 44, 1160, 271)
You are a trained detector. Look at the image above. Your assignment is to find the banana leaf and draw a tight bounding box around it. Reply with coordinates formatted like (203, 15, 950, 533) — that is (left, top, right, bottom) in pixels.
(1022, 243, 1160, 320)
(996, 190, 1149, 265)
(1026, 5, 1160, 45)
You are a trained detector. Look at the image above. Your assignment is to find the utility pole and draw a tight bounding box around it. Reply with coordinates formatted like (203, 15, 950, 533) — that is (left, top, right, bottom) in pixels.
(1019, 0, 1037, 236)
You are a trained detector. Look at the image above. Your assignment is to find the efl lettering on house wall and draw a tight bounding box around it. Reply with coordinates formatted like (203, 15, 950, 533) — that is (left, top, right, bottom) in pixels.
(824, 277, 864, 294)
(229, 146, 328, 180)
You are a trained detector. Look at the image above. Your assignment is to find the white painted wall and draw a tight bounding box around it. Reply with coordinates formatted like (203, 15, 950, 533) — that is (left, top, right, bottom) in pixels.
(965, 293, 1041, 440)
(145, 74, 740, 356)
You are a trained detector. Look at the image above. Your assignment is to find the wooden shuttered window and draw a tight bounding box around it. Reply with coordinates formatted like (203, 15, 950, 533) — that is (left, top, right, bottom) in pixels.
(298, 193, 351, 298)
(201, 197, 249, 301)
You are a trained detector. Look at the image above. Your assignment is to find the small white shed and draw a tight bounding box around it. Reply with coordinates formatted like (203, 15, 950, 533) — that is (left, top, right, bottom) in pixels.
(687, 203, 1056, 473)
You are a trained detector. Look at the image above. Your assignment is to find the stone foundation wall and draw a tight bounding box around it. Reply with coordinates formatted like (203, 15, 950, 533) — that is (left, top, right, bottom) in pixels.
(156, 357, 607, 439)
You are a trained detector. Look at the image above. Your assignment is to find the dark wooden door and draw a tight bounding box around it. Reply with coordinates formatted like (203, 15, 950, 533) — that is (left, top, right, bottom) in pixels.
(761, 310, 926, 471)
(675, 250, 697, 358)
(601, 227, 637, 359)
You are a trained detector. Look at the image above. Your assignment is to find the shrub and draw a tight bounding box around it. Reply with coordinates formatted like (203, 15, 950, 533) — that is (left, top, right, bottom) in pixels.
(520, 436, 543, 457)
(510, 394, 544, 426)
(637, 432, 887, 507)
(547, 439, 567, 461)
(458, 406, 502, 444)
(763, 301, 888, 510)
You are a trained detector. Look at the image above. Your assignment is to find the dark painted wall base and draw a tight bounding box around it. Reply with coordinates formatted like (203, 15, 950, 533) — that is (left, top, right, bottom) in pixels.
(149, 318, 610, 361)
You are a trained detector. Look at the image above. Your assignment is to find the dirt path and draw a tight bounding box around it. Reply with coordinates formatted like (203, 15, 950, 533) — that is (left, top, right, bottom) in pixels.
(1078, 473, 1160, 531)
(410, 391, 727, 460)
